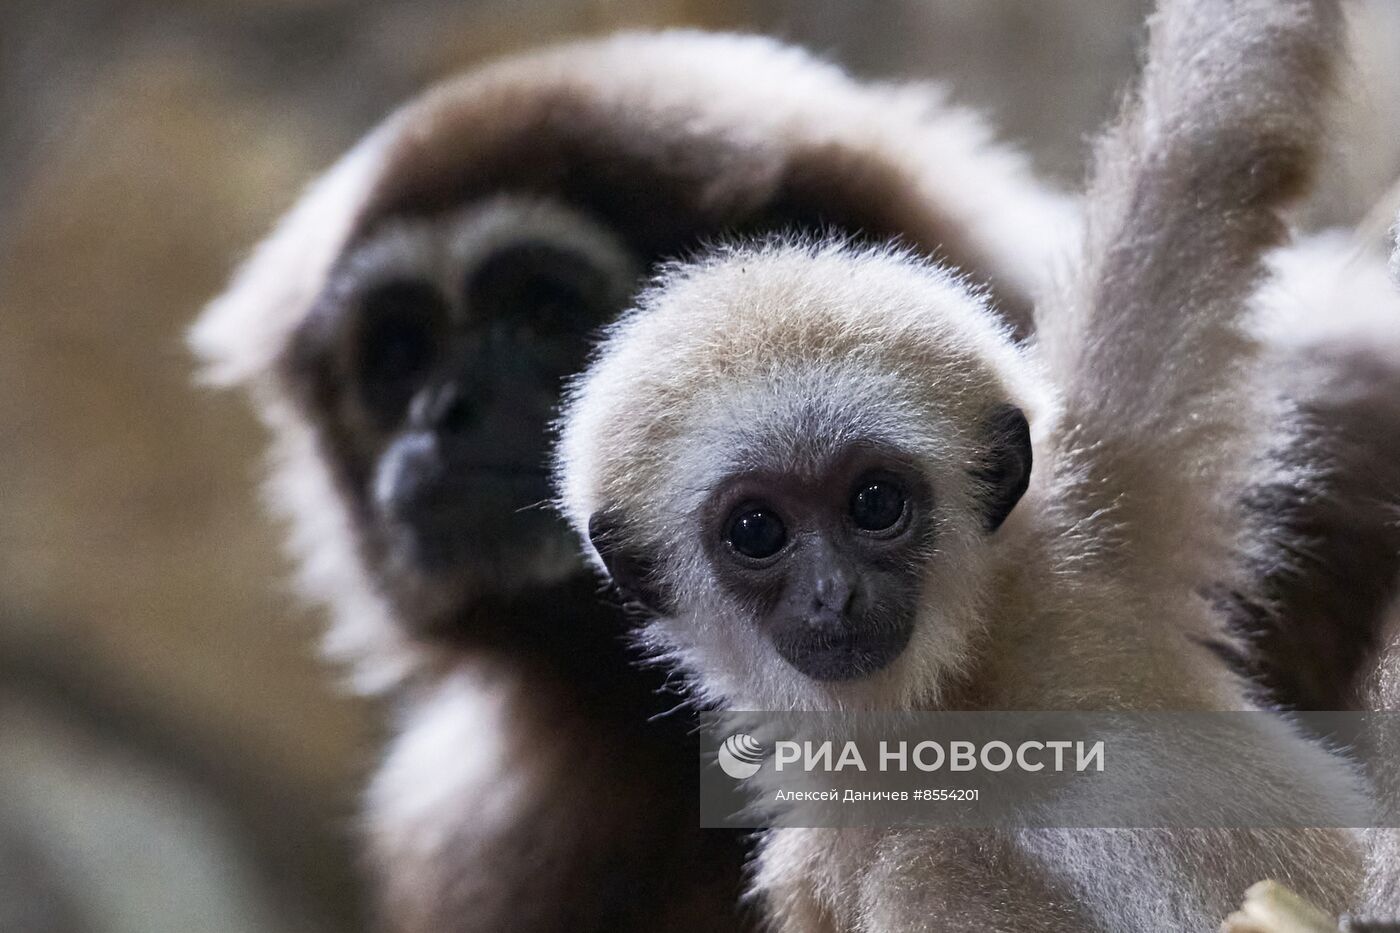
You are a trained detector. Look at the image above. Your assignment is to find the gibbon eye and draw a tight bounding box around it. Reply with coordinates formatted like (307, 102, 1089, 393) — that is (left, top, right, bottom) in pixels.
(726, 507, 787, 560)
(357, 280, 447, 388)
(850, 478, 906, 532)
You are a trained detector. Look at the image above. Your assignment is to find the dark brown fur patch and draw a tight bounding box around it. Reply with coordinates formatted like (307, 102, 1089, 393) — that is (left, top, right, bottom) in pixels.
(1235, 343, 1400, 711)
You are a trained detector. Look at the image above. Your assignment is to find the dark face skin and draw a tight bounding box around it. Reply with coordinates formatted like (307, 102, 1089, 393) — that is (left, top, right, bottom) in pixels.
(591, 405, 1032, 683)
(296, 237, 632, 601)
(702, 445, 934, 681)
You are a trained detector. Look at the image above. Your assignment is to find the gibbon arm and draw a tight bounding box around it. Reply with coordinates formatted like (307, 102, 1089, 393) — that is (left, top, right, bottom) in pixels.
(1036, 0, 1342, 577)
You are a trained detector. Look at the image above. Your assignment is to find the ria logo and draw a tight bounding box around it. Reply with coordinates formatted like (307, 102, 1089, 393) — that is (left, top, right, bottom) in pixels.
(717, 733, 766, 780)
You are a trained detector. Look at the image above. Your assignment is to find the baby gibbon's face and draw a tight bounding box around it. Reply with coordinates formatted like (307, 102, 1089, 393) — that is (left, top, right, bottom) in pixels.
(697, 441, 934, 681)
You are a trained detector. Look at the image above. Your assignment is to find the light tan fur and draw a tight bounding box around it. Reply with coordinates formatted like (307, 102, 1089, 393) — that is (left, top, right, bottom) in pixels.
(557, 3, 1376, 928)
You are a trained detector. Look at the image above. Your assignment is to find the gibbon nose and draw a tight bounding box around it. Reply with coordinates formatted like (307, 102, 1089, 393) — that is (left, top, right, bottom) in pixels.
(811, 574, 859, 622)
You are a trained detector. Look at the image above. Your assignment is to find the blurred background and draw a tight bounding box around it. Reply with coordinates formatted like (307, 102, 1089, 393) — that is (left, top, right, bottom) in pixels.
(1, 2, 1396, 930)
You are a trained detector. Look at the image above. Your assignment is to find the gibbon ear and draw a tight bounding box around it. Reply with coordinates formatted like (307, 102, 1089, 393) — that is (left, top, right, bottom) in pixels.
(587, 511, 672, 616)
(972, 404, 1032, 532)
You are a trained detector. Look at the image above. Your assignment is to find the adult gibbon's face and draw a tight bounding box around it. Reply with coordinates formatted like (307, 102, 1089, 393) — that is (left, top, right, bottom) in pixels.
(289, 199, 636, 609)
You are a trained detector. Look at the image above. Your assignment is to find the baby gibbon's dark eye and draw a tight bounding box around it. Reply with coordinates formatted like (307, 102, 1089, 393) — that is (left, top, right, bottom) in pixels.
(357, 280, 447, 389)
(726, 507, 787, 560)
(850, 478, 906, 532)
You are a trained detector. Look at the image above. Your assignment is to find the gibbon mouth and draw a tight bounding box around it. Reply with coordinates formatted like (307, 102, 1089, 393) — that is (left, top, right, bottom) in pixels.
(774, 624, 913, 682)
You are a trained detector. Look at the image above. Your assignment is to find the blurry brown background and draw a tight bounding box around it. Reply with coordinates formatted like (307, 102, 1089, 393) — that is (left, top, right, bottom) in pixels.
(1, 2, 1395, 931)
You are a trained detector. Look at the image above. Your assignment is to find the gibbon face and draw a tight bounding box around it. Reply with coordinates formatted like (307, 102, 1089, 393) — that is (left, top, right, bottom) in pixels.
(692, 443, 937, 681)
(285, 199, 636, 615)
(562, 244, 1043, 706)
(593, 439, 941, 682)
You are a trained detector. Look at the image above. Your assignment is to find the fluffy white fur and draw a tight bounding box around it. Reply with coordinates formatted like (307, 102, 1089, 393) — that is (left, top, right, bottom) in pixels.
(557, 2, 1380, 928)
